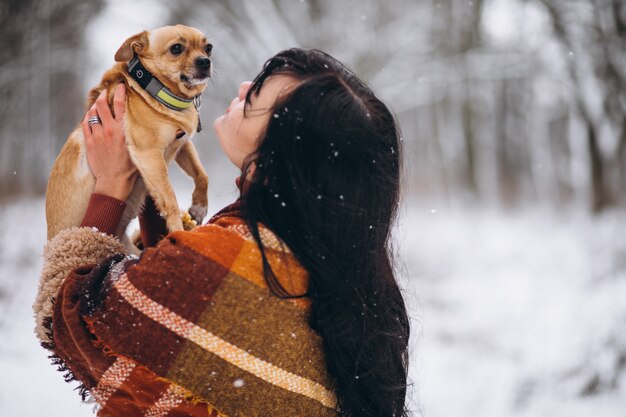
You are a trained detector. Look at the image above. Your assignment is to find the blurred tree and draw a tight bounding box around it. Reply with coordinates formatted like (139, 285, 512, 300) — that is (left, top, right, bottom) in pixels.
(3, 0, 623, 214)
(433, 0, 486, 201)
(538, 0, 626, 212)
(0, 0, 105, 196)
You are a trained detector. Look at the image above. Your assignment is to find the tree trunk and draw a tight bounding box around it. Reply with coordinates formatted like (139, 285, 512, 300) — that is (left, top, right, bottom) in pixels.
(462, 92, 478, 197)
(496, 80, 519, 207)
(587, 120, 611, 212)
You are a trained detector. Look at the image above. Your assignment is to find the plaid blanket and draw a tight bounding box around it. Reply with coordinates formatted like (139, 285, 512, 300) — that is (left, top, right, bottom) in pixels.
(34, 203, 338, 417)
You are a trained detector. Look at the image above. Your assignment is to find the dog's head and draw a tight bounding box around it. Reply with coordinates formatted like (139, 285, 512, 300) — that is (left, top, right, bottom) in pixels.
(115, 25, 212, 99)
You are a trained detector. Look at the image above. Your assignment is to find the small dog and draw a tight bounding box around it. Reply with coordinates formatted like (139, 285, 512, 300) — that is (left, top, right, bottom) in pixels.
(46, 25, 211, 251)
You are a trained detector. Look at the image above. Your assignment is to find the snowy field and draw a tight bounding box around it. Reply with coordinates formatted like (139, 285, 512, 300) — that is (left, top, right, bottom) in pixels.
(398, 200, 626, 417)
(1, 189, 625, 417)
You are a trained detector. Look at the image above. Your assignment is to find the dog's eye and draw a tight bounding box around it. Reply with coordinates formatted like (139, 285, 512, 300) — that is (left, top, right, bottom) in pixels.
(205, 44, 213, 55)
(170, 43, 184, 55)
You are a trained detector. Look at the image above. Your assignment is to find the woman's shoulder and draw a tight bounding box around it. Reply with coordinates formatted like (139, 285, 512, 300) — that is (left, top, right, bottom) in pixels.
(162, 214, 285, 266)
(138, 215, 310, 310)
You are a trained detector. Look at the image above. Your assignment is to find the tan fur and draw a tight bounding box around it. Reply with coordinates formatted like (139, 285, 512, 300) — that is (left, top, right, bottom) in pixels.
(46, 25, 212, 250)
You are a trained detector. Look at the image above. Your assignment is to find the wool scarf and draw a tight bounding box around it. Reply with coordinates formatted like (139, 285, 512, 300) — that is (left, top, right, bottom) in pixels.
(34, 203, 338, 417)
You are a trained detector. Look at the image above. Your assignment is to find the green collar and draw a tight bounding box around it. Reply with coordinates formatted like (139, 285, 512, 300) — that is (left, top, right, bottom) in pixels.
(127, 56, 199, 111)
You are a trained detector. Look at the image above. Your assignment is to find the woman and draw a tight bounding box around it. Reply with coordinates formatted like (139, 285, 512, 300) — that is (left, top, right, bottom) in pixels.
(34, 48, 410, 417)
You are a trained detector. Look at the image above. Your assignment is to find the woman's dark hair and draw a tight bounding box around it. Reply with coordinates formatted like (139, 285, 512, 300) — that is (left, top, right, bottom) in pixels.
(240, 48, 410, 417)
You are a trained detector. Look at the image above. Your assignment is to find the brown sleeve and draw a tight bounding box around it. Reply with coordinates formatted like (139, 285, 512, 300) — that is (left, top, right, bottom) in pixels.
(138, 195, 168, 248)
(80, 193, 127, 236)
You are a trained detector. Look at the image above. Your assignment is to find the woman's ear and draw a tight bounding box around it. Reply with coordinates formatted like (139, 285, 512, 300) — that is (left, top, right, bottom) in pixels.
(114, 31, 149, 62)
(236, 160, 257, 193)
(244, 160, 257, 182)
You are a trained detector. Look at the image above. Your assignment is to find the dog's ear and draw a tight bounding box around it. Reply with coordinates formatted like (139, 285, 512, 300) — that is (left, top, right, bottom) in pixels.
(114, 31, 149, 62)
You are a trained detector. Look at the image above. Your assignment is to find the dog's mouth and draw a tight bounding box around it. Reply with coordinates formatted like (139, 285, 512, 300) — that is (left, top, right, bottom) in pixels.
(180, 73, 210, 88)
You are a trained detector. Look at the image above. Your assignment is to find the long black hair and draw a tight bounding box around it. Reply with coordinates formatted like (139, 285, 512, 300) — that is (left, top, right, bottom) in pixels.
(240, 48, 410, 417)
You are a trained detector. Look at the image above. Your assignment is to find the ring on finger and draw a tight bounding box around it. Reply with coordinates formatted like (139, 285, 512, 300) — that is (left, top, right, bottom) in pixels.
(88, 116, 102, 127)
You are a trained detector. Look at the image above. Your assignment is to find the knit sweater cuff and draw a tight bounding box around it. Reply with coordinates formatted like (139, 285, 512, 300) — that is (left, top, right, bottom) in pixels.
(80, 193, 127, 235)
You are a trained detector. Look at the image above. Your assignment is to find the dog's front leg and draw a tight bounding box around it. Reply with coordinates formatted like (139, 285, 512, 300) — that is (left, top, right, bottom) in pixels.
(175, 140, 208, 224)
(131, 149, 183, 233)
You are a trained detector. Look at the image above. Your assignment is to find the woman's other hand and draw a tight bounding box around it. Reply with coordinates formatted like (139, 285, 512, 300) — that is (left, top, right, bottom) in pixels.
(82, 84, 138, 201)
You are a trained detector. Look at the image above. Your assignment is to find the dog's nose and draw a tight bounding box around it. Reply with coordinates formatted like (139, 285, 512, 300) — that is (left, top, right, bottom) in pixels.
(195, 57, 211, 70)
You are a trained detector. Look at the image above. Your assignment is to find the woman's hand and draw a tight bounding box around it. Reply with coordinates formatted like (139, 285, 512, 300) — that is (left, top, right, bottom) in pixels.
(82, 84, 138, 201)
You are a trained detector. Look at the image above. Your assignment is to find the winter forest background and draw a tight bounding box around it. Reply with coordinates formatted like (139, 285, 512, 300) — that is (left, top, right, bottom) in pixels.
(1, 0, 625, 416)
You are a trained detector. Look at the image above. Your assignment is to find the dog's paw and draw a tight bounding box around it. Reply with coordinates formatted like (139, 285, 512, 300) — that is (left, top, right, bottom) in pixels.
(188, 204, 207, 224)
(181, 211, 197, 231)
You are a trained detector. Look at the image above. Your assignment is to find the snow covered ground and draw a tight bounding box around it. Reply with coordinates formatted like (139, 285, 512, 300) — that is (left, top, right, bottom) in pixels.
(1, 190, 625, 416)
(399, 201, 626, 417)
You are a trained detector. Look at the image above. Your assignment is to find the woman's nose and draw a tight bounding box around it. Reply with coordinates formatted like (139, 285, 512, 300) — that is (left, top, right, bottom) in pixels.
(238, 81, 253, 101)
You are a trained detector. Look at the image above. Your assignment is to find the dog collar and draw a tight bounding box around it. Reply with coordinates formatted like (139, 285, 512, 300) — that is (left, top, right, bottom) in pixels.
(127, 56, 197, 111)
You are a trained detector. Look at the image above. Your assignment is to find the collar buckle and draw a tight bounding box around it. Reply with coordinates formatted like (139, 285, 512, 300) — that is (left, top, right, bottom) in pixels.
(193, 95, 202, 110)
